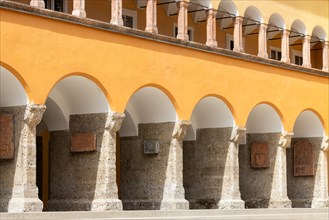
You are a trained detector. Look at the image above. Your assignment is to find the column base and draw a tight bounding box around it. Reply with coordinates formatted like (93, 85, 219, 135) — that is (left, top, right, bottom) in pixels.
(218, 199, 245, 209)
(72, 10, 86, 18)
(30, 0, 45, 8)
(281, 57, 290, 63)
(233, 47, 244, 53)
(160, 199, 189, 210)
(311, 198, 329, 208)
(8, 198, 43, 212)
(302, 63, 312, 68)
(91, 198, 122, 211)
(257, 52, 269, 59)
(177, 34, 189, 41)
(145, 26, 158, 34)
(268, 198, 292, 208)
(206, 40, 218, 47)
(110, 19, 124, 27)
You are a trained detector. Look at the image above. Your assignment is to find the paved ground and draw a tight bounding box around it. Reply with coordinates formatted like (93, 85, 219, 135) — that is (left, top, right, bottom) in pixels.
(1, 208, 328, 220)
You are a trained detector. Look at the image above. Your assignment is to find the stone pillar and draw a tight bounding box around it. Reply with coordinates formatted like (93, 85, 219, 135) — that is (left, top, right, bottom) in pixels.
(110, 0, 123, 26)
(322, 41, 329, 72)
(205, 9, 217, 47)
(145, 0, 158, 33)
(176, 0, 189, 41)
(218, 126, 245, 209)
(311, 136, 329, 207)
(233, 16, 244, 53)
(281, 29, 290, 63)
(268, 131, 292, 208)
(30, 0, 45, 8)
(8, 104, 46, 212)
(91, 112, 125, 211)
(160, 120, 190, 210)
(257, 23, 268, 58)
(72, 0, 86, 18)
(302, 35, 311, 68)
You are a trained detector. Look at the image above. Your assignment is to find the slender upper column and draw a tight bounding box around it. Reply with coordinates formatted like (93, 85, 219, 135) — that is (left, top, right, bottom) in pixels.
(72, 0, 86, 18)
(145, 0, 158, 33)
(322, 41, 329, 72)
(206, 9, 218, 47)
(218, 126, 245, 209)
(30, 0, 45, 8)
(176, 0, 189, 41)
(257, 23, 268, 58)
(91, 112, 125, 211)
(269, 131, 293, 208)
(8, 104, 46, 212)
(281, 29, 290, 63)
(160, 120, 191, 210)
(302, 35, 311, 68)
(110, 0, 123, 26)
(233, 16, 244, 52)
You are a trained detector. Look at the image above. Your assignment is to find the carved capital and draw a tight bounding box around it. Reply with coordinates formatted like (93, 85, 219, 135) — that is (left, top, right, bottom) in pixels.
(282, 29, 290, 37)
(234, 16, 243, 23)
(230, 126, 246, 143)
(24, 104, 46, 127)
(105, 111, 125, 132)
(178, 0, 189, 9)
(320, 136, 328, 151)
(206, 8, 217, 17)
(172, 120, 191, 141)
(278, 131, 294, 148)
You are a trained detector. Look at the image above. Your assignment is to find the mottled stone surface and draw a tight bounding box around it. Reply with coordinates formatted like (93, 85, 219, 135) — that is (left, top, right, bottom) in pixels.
(120, 122, 175, 210)
(0, 113, 14, 159)
(287, 137, 329, 208)
(293, 141, 314, 176)
(251, 143, 269, 168)
(71, 132, 96, 152)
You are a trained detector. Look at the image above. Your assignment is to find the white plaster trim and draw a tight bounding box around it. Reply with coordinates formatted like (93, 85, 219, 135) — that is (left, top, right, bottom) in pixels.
(291, 49, 303, 65)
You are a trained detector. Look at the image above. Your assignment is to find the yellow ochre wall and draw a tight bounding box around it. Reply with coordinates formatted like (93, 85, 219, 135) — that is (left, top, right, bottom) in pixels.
(1, 8, 328, 135)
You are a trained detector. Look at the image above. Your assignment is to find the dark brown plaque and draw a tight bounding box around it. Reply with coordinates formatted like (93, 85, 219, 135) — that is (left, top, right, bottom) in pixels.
(0, 114, 15, 159)
(294, 141, 314, 176)
(251, 143, 269, 168)
(71, 132, 96, 152)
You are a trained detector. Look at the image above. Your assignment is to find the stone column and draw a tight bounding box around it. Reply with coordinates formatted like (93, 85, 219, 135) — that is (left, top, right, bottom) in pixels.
(311, 136, 329, 208)
(322, 41, 329, 72)
(281, 29, 290, 63)
(8, 104, 46, 212)
(30, 0, 45, 8)
(72, 0, 86, 18)
(206, 9, 218, 47)
(268, 131, 292, 208)
(91, 112, 125, 211)
(176, 0, 189, 41)
(302, 35, 311, 68)
(145, 0, 158, 33)
(233, 16, 244, 53)
(257, 23, 268, 58)
(218, 126, 245, 209)
(110, 0, 123, 26)
(160, 120, 190, 210)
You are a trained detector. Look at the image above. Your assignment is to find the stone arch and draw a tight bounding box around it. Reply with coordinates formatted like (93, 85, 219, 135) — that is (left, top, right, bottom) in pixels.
(293, 109, 325, 138)
(246, 103, 284, 133)
(0, 65, 29, 107)
(218, 0, 238, 29)
(268, 13, 286, 29)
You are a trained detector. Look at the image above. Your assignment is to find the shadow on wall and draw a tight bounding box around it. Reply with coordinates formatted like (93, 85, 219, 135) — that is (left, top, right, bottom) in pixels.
(119, 122, 173, 210)
(183, 127, 232, 209)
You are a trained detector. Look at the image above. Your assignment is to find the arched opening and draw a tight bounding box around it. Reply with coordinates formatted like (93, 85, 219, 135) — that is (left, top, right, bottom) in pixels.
(183, 96, 242, 209)
(287, 110, 328, 208)
(290, 20, 307, 66)
(0, 66, 29, 212)
(119, 86, 178, 210)
(268, 13, 285, 61)
(310, 26, 327, 70)
(240, 103, 286, 208)
(40, 75, 114, 211)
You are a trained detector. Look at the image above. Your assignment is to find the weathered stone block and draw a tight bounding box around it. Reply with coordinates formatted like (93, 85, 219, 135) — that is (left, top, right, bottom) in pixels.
(251, 143, 269, 168)
(294, 141, 314, 176)
(71, 132, 96, 152)
(0, 113, 14, 159)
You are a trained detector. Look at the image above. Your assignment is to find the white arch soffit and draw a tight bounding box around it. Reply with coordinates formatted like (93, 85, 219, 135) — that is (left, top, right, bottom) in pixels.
(218, 0, 238, 29)
(119, 110, 138, 137)
(290, 20, 307, 44)
(0, 66, 29, 107)
(185, 96, 235, 141)
(293, 111, 324, 138)
(246, 104, 283, 134)
(122, 87, 177, 136)
(312, 26, 327, 41)
(43, 97, 69, 131)
(190, 0, 211, 23)
(243, 6, 263, 35)
(268, 13, 286, 39)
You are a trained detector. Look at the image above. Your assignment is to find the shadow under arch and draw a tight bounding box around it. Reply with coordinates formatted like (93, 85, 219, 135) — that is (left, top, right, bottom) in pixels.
(0, 61, 32, 103)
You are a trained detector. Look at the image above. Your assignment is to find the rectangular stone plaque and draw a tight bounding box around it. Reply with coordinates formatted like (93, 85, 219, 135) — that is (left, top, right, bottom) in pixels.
(0, 114, 15, 159)
(251, 143, 269, 168)
(71, 132, 96, 152)
(144, 140, 160, 154)
(294, 141, 314, 176)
